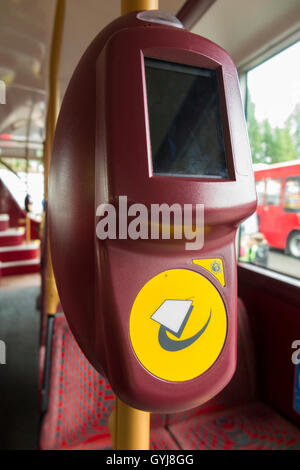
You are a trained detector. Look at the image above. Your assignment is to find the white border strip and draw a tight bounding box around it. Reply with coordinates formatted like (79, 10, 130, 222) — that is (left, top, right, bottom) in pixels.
(0, 258, 40, 268)
(0, 241, 40, 252)
(0, 228, 25, 237)
(238, 262, 300, 288)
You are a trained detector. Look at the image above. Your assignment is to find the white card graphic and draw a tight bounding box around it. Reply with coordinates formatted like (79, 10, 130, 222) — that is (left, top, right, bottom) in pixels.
(151, 300, 193, 337)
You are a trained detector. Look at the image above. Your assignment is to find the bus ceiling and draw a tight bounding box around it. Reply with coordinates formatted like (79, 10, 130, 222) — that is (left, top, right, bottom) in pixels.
(0, 0, 299, 162)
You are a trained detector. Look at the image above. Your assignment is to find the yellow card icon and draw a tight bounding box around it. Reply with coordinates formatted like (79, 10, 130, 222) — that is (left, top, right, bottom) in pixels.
(193, 258, 225, 286)
(129, 269, 227, 382)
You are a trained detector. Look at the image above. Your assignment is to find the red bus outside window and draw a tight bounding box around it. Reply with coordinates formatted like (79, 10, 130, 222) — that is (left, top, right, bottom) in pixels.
(255, 161, 300, 258)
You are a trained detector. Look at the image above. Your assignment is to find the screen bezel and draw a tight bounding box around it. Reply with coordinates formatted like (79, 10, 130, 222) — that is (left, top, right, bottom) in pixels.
(144, 57, 229, 180)
(143, 54, 235, 182)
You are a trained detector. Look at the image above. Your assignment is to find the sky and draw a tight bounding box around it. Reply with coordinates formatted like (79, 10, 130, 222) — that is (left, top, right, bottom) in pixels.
(247, 40, 300, 129)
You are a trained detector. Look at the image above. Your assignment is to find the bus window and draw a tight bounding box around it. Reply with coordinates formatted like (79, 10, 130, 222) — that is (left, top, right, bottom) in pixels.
(284, 177, 300, 213)
(240, 40, 300, 276)
(256, 179, 265, 206)
(265, 178, 281, 206)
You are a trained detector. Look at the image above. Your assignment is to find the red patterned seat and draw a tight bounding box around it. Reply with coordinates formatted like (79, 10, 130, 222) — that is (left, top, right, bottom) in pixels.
(40, 301, 300, 450)
(39, 313, 173, 450)
(40, 314, 114, 450)
(169, 402, 300, 450)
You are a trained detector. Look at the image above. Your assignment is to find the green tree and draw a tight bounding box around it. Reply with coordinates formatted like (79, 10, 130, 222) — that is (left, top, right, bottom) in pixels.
(272, 123, 297, 163)
(247, 94, 262, 163)
(289, 103, 300, 156)
(260, 120, 277, 163)
(246, 93, 299, 165)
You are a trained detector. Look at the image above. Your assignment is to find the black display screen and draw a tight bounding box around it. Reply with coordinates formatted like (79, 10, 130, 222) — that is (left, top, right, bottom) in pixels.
(145, 58, 228, 179)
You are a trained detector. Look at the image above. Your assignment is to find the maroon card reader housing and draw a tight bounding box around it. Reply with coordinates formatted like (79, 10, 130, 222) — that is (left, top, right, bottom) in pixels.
(49, 11, 257, 412)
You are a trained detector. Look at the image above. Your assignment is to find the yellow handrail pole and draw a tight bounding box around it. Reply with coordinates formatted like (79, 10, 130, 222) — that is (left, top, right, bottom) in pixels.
(115, 399, 151, 450)
(121, 0, 158, 14)
(25, 213, 31, 243)
(44, 0, 66, 315)
(109, 401, 151, 450)
(109, 0, 158, 451)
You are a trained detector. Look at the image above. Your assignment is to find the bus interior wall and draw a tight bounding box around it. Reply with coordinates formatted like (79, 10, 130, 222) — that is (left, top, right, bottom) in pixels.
(238, 265, 300, 428)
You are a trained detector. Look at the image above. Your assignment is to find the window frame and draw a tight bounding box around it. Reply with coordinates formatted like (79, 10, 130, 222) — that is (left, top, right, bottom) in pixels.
(238, 40, 300, 284)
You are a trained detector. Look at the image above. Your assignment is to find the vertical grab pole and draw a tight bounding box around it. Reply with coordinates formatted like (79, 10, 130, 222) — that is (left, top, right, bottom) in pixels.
(115, 400, 151, 450)
(25, 213, 31, 243)
(43, 0, 66, 316)
(108, 0, 158, 451)
(121, 0, 158, 14)
(110, 395, 151, 451)
(41, 0, 65, 420)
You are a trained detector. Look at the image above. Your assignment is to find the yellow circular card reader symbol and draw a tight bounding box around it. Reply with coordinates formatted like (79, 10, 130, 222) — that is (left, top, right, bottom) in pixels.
(129, 269, 227, 382)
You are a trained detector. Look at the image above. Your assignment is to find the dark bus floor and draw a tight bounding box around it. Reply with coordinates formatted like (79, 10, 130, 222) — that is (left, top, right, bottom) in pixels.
(0, 283, 40, 450)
